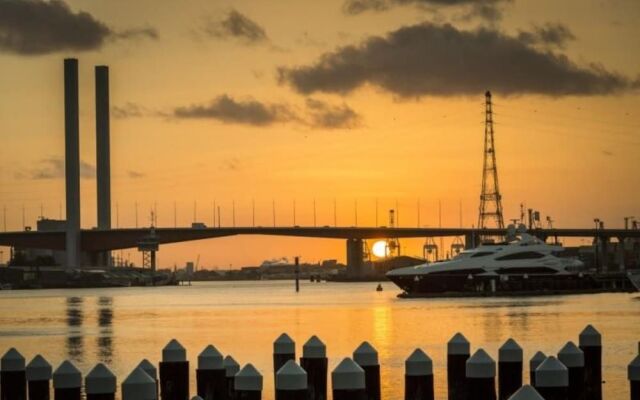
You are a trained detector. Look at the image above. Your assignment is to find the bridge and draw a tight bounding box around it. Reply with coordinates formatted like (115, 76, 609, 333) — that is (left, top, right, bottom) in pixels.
(2, 225, 639, 272)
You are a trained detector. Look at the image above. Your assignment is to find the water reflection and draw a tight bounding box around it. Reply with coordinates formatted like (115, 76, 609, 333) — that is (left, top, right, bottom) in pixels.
(97, 296, 113, 363)
(65, 297, 83, 362)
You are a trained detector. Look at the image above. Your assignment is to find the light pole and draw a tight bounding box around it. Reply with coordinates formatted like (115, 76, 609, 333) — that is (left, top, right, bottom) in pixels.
(593, 218, 600, 271)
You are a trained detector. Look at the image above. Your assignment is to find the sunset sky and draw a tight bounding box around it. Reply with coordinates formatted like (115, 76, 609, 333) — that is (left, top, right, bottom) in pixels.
(1, 0, 639, 268)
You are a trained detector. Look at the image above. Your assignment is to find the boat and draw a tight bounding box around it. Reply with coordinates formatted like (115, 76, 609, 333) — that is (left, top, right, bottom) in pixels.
(386, 225, 639, 297)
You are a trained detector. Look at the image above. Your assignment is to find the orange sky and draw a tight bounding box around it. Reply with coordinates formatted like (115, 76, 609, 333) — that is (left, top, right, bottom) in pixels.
(1, 0, 639, 267)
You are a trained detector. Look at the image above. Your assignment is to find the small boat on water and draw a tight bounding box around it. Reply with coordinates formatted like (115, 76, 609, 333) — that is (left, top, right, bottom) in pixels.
(376, 283, 383, 292)
(387, 225, 640, 298)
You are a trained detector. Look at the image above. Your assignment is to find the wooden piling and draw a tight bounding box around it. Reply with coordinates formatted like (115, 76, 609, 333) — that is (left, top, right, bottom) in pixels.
(529, 352, 546, 387)
(1, 347, 26, 400)
(224, 356, 240, 400)
(353, 342, 381, 400)
(122, 367, 156, 400)
(465, 349, 497, 400)
(507, 385, 544, 400)
(448, 333, 470, 400)
(85, 363, 117, 400)
(499, 339, 523, 400)
(404, 348, 434, 400)
(300, 336, 327, 400)
(558, 341, 585, 400)
(137, 359, 158, 399)
(52, 360, 82, 400)
(629, 355, 640, 400)
(331, 358, 366, 400)
(579, 325, 602, 400)
(160, 339, 189, 400)
(26, 355, 52, 400)
(275, 360, 307, 400)
(274, 334, 296, 381)
(196, 345, 225, 400)
(534, 356, 569, 400)
(235, 364, 263, 400)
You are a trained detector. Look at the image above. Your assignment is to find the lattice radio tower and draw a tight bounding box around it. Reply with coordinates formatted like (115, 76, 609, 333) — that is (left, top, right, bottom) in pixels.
(477, 91, 505, 230)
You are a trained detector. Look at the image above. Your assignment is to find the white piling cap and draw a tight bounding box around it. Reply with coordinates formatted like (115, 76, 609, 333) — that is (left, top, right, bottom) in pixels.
(276, 360, 308, 390)
(85, 363, 117, 394)
(535, 356, 569, 387)
(405, 348, 433, 376)
(53, 360, 82, 389)
(27, 355, 52, 381)
(629, 355, 640, 382)
(529, 351, 546, 371)
(465, 349, 496, 378)
(579, 325, 601, 347)
(274, 333, 295, 355)
(507, 385, 545, 400)
(1, 348, 25, 371)
(353, 341, 378, 366)
(122, 367, 156, 400)
(448, 333, 470, 355)
(331, 358, 365, 390)
(224, 356, 240, 377)
(499, 339, 523, 362)
(558, 341, 584, 368)
(136, 359, 157, 380)
(162, 339, 187, 362)
(235, 364, 263, 391)
(303, 336, 326, 359)
(198, 345, 224, 370)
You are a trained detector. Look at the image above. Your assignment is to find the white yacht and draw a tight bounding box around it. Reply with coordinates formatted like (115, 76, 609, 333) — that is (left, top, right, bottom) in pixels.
(387, 225, 638, 297)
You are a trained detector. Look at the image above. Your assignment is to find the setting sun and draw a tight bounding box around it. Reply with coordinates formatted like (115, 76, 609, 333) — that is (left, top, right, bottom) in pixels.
(372, 240, 389, 258)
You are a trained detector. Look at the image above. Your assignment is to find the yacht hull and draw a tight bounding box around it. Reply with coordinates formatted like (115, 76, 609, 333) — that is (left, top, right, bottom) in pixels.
(388, 272, 636, 298)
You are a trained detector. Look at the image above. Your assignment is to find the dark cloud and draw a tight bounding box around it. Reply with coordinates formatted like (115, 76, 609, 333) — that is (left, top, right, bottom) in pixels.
(173, 95, 294, 126)
(343, 0, 509, 21)
(204, 9, 267, 44)
(518, 23, 575, 49)
(306, 99, 361, 129)
(0, 0, 157, 55)
(278, 23, 635, 98)
(20, 157, 95, 180)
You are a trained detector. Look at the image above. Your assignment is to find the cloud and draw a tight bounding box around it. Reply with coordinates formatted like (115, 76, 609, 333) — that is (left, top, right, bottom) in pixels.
(306, 99, 361, 129)
(203, 9, 267, 44)
(0, 0, 157, 55)
(112, 102, 151, 119)
(343, 0, 510, 21)
(278, 22, 635, 98)
(518, 23, 575, 49)
(172, 95, 360, 129)
(127, 170, 145, 178)
(113, 27, 159, 41)
(20, 157, 95, 180)
(220, 158, 241, 171)
(173, 95, 294, 126)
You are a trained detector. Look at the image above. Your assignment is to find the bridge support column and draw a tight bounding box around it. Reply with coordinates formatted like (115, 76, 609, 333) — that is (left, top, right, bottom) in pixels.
(616, 237, 626, 271)
(346, 238, 364, 278)
(464, 233, 478, 250)
(600, 237, 610, 272)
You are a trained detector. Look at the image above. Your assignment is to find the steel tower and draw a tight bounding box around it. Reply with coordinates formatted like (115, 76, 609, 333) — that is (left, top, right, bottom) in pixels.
(477, 91, 505, 230)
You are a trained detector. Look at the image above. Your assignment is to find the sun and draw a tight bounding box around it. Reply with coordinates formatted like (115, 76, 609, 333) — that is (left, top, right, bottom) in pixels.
(372, 240, 389, 258)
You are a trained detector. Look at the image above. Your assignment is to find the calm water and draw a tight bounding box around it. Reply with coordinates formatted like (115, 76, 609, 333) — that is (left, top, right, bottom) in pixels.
(0, 281, 638, 399)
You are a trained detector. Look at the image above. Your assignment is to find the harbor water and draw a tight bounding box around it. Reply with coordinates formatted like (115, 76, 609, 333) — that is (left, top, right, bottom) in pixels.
(0, 281, 638, 399)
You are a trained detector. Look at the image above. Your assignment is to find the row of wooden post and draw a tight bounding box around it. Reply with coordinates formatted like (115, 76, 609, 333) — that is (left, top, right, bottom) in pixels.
(1, 325, 639, 400)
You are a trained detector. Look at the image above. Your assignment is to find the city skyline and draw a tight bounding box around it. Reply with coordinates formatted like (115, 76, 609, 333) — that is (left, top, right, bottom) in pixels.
(1, 0, 639, 267)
